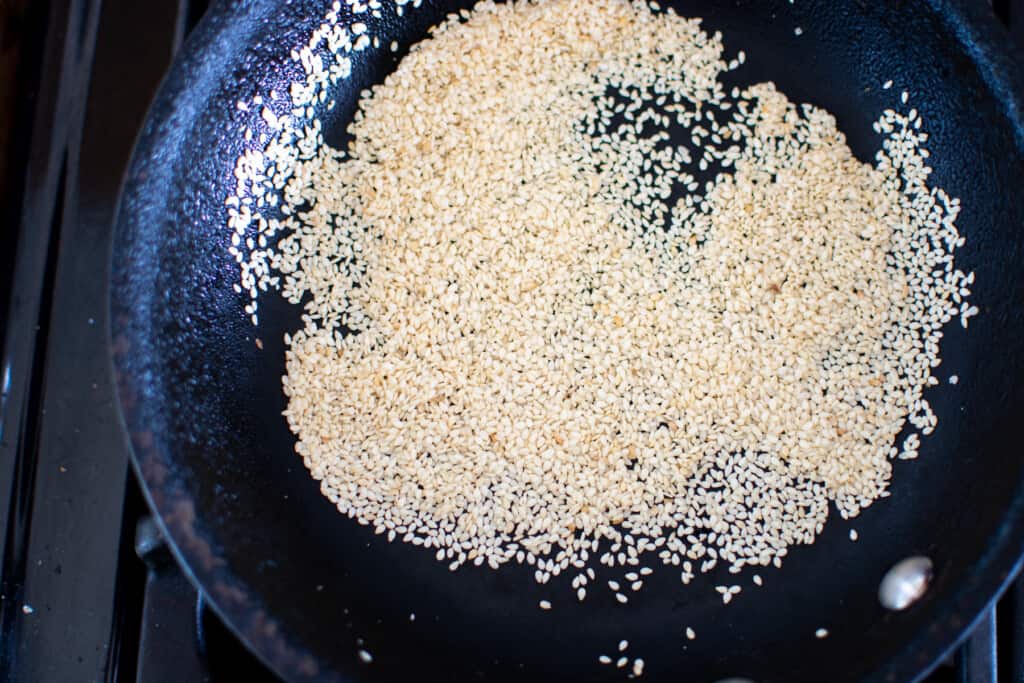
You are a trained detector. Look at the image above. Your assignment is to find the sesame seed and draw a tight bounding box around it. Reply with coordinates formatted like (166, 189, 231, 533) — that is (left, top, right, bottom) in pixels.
(633, 658, 645, 676)
(226, 3, 971, 671)
(816, 628, 829, 639)
(358, 649, 373, 664)
(849, 529, 859, 541)
(686, 627, 696, 640)
(539, 600, 552, 610)
(599, 655, 612, 664)
(619, 640, 629, 652)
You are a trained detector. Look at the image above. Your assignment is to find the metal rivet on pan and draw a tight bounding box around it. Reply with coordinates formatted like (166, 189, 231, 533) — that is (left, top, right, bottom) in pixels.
(879, 556, 933, 611)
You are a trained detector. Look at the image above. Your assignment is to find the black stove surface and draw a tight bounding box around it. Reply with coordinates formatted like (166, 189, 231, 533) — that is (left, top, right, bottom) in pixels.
(0, 1, 1021, 682)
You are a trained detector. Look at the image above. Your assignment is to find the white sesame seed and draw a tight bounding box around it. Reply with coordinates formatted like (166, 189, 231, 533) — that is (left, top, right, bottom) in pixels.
(227, 1, 971, 649)
(633, 658, 645, 676)
(816, 628, 829, 639)
(686, 627, 696, 640)
(619, 640, 629, 652)
(539, 600, 552, 610)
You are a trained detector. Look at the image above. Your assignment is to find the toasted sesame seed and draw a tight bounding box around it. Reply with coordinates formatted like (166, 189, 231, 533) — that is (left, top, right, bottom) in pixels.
(227, 4, 971, 672)
(633, 658, 645, 676)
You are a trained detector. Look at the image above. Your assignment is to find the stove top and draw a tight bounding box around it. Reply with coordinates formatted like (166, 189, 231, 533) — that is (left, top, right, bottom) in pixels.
(0, 1, 1021, 681)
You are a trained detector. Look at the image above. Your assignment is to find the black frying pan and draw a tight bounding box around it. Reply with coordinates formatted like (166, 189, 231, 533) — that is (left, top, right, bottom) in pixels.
(110, 1, 1024, 681)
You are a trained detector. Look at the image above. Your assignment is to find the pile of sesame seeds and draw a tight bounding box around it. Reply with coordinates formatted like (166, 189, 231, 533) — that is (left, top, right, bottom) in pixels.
(227, 0, 974, 640)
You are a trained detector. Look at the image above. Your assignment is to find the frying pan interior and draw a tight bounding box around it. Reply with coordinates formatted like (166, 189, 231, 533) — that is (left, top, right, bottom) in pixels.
(111, 1, 1024, 681)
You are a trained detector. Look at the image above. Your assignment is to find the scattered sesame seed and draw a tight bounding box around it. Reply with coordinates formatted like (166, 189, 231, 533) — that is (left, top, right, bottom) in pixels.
(21, 605, 33, 615)
(225, 5, 971, 674)
(686, 627, 696, 640)
(883, 79, 893, 89)
(616, 656, 629, 669)
(619, 639, 629, 652)
(816, 628, 829, 639)
(599, 655, 612, 664)
(753, 574, 763, 586)
(539, 600, 552, 610)
(358, 649, 373, 664)
(633, 658, 645, 676)
(849, 529, 859, 541)
(949, 375, 959, 385)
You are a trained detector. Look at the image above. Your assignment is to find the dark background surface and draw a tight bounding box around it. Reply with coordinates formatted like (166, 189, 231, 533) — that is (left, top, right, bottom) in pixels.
(1, 1, 1023, 682)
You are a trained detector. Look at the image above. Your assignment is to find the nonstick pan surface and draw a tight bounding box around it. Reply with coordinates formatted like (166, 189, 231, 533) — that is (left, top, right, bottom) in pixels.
(111, 1, 1024, 681)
